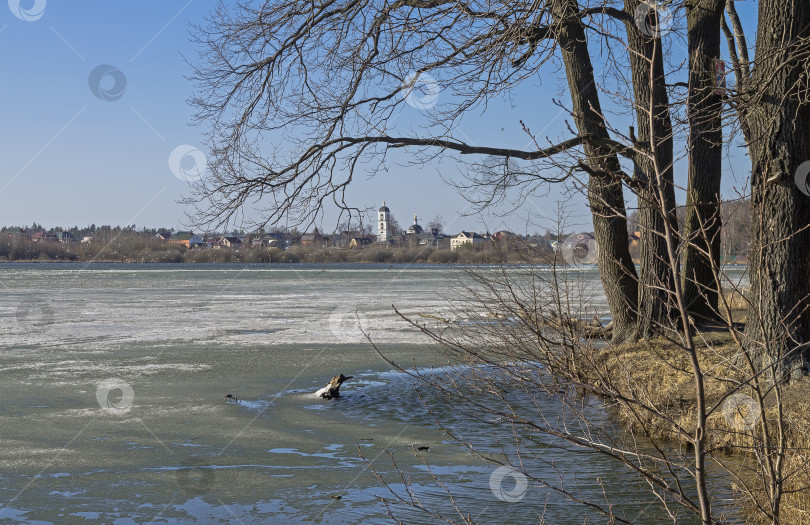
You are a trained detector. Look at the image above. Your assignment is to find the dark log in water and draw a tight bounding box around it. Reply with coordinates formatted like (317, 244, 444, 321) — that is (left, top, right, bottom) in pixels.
(315, 374, 353, 399)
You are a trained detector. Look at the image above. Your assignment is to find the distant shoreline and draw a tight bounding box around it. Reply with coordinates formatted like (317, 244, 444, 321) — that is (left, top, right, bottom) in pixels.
(0, 259, 749, 267)
(0, 259, 535, 265)
(0, 238, 560, 265)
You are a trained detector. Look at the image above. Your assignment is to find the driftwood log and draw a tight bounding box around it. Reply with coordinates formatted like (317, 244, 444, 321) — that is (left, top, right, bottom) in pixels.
(315, 374, 353, 399)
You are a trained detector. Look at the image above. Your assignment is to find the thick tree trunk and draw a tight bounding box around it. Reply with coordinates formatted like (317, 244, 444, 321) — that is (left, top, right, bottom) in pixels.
(623, 8, 713, 520)
(622, 0, 678, 338)
(682, 0, 725, 322)
(557, 0, 639, 344)
(742, 0, 810, 380)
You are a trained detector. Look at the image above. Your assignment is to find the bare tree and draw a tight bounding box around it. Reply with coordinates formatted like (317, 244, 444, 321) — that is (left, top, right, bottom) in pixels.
(681, 0, 726, 323)
(721, 0, 810, 377)
(620, 0, 679, 338)
(389, 214, 402, 238)
(186, 0, 758, 346)
(428, 215, 444, 233)
(362, 230, 808, 523)
(187, 0, 653, 342)
(184, 1, 810, 521)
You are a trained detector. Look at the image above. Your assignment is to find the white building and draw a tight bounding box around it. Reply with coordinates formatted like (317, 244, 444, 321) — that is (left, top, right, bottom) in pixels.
(377, 202, 391, 242)
(450, 231, 484, 251)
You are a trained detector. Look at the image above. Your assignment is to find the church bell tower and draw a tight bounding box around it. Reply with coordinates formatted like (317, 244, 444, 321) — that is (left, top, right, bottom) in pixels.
(377, 201, 391, 242)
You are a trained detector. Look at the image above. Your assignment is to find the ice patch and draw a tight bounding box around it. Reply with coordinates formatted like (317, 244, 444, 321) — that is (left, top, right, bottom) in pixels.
(69, 512, 101, 519)
(48, 490, 86, 497)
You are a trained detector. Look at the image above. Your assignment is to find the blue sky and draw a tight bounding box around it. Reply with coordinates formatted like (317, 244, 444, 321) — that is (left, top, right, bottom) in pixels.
(0, 1, 758, 235)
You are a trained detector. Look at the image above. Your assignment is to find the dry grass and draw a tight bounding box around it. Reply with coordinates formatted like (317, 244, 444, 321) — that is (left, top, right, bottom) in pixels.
(596, 327, 810, 523)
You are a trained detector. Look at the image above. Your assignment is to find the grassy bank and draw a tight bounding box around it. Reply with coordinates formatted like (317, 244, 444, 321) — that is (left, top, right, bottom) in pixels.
(599, 322, 810, 523)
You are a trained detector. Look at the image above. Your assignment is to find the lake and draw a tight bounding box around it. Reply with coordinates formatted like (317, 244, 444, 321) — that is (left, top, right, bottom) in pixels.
(0, 263, 744, 523)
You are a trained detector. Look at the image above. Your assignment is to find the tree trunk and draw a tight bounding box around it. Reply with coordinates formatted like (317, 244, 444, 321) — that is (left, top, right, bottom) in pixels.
(742, 0, 810, 380)
(682, 0, 725, 323)
(557, 0, 640, 344)
(622, 0, 678, 338)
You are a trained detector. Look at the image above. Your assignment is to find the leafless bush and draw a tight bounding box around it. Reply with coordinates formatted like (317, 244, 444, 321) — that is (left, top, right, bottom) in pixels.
(361, 224, 807, 523)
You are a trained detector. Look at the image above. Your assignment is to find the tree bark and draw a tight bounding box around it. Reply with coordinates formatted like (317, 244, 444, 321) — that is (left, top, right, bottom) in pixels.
(742, 0, 810, 380)
(557, 0, 640, 344)
(622, 0, 678, 338)
(682, 0, 725, 323)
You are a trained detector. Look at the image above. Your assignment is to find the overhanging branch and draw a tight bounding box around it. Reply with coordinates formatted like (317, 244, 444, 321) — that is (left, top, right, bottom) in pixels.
(309, 134, 638, 162)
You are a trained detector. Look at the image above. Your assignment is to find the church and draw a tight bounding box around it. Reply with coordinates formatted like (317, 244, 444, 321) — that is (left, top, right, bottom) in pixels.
(377, 202, 445, 248)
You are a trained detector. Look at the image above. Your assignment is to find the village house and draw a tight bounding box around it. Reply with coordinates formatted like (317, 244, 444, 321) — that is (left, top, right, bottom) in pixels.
(450, 231, 484, 251)
(349, 236, 373, 248)
(491, 230, 518, 242)
(31, 232, 59, 243)
(55, 232, 78, 243)
(525, 235, 552, 251)
(169, 232, 204, 248)
(248, 235, 282, 249)
(218, 236, 242, 248)
(331, 230, 362, 248)
(487, 230, 523, 251)
(418, 228, 446, 248)
(250, 237, 266, 248)
(300, 228, 324, 248)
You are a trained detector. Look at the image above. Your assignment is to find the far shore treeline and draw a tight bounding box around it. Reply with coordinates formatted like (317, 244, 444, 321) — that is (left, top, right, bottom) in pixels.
(0, 202, 752, 265)
(0, 224, 555, 264)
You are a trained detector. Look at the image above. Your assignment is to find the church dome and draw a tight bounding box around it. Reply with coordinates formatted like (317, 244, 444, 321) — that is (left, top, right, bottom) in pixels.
(379, 205, 389, 212)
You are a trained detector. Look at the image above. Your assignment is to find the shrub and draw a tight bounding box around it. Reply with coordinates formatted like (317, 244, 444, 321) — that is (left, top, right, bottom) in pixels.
(279, 250, 300, 263)
(428, 250, 459, 264)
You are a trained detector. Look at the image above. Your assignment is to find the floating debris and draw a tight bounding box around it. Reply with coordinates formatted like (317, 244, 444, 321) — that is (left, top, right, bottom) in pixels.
(315, 374, 353, 399)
